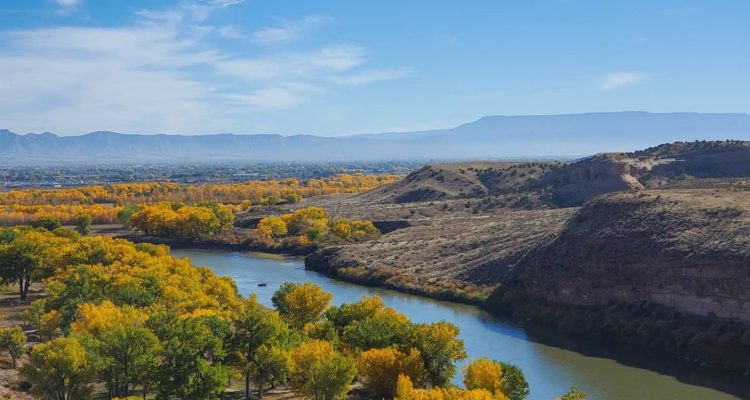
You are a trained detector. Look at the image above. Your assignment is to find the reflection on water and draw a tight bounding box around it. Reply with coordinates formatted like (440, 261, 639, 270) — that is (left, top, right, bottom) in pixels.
(173, 249, 750, 400)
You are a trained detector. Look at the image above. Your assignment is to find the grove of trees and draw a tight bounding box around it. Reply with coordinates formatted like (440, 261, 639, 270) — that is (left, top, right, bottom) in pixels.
(0, 174, 400, 226)
(129, 202, 234, 240)
(0, 223, 582, 399)
(255, 207, 380, 247)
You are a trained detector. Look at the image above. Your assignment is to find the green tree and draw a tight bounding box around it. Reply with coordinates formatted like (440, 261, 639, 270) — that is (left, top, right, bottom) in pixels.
(21, 337, 94, 400)
(82, 325, 160, 399)
(0, 231, 62, 300)
(148, 313, 232, 400)
(342, 312, 412, 351)
(0, 325, 26, 368)
(318, 354, 357, 400)
(232, 295, 290, 400)
(289, 340, 356, 400)
(409, 321, 466, 387)
(250, 345, 289, 398)
(74, 214, 93, 235)
(117, 205, 143, 229)
(325, 295, 385, 333)
(30, 216, 62, 231)
(498, 362, 530, 400)
(271, 282, 298, 316)
(558, 387, 587, 400)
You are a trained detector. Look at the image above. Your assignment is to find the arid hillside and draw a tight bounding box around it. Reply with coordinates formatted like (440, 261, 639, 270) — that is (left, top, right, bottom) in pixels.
(346, 140, 750, 209)
(294, 141, 750, 304)
(306, 208, 575, 297)
(355, 162, 560, 205)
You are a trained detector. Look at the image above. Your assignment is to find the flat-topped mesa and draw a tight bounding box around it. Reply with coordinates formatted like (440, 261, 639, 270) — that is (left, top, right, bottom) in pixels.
(507, 189, 750, 323)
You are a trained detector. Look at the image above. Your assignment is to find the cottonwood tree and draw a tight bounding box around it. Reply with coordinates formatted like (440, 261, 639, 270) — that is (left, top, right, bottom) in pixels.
(148, 313, 232, 400)
(273, 282, 332, 329)
(250, 345, 289, 398)
(558, 387, 587, 400)
(409, 321, 466, 387)
(0, 326, 26, 369)
(74, 214, 93, 235)
(21, 337, 95, 400)
(357, 347, 423, 398)
(498, 362, 530, 400)
(0, 230, 64, 300)
(463, 358, 502, 393)
(288, 340, 357, 400)
(232, 295, 290, 400)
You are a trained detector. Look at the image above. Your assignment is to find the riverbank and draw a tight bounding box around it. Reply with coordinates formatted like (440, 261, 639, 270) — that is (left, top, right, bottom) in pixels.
(110, 229, 316, 256)
(304, 247, 491, 305)
(174, 248, 750, 400)
(111, 225, 750, 375)
(307, 243, 750, 374)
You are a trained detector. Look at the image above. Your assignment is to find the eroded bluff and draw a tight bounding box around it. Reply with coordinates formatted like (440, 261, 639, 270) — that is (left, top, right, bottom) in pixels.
(509, 189, 750, 323)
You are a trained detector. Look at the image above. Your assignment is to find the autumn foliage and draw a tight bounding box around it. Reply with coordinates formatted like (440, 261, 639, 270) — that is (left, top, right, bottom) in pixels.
(129, 202, 234, 239)
(0, 222, 542, 400)
(255, 207, 380, 246)
(0, 174, 400, 225)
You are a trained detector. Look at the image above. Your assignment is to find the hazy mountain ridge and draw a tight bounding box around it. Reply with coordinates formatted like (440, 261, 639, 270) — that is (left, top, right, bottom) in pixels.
(3, 112, 750, 164)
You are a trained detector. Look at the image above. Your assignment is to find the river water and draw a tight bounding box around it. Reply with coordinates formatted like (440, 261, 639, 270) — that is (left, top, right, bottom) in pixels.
(172, 249, 750, 400)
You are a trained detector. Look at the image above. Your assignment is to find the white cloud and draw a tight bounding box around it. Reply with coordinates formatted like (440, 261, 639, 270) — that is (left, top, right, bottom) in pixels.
(598, 72, 648, 91)
(331, 69, 412, 86)
(0, 4, 406, 135)
(250, 16, 328, 45)
(222, 84, 321, 110)
(216, 25, 246, 39)
(209, 0, 246, 7)
(53, 0, 82, 6)
(211, 45, 366, 81)
(52, 0, 83, 15)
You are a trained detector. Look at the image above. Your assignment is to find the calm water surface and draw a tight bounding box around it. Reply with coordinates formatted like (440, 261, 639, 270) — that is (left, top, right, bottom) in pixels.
(173, 249, 750, 400)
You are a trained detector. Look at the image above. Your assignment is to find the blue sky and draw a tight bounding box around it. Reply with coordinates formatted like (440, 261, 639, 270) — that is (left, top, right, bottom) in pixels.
(0, 0, 748, 136)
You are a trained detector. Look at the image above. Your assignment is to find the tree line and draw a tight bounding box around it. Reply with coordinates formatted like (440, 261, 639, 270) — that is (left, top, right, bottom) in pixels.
(0, 174, 399, 226)
(255, 207, 380, 248)
(128, 202, 235, 240)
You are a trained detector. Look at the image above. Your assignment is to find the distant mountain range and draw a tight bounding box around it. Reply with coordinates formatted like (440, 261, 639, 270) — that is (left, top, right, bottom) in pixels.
(2, 112, 750, 164)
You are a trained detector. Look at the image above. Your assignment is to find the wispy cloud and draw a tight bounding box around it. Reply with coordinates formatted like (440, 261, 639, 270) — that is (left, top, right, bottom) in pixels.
(52, 0, 83, 14)
(208, 0, 246, 7)
(598, 72, 648, 91)
(53, 0, 83, 6)
(0, 2, 407, 135)
(215, 45, 366, 81)
(250, 16, 328, 45)
(331, 68, 412, 86)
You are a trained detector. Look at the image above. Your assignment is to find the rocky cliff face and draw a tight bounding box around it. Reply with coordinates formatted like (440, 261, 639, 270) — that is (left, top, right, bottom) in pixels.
(547, 154, 646, 206)
(510, 189, 750, 323)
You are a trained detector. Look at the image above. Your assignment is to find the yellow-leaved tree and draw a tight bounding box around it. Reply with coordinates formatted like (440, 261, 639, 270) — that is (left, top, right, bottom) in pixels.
(273, 282, 333, 329)
(21, 337, 95, 400)
(357, 347, 424, 398)
(288, 340, 357, 400)
(463, 358, 503, 393)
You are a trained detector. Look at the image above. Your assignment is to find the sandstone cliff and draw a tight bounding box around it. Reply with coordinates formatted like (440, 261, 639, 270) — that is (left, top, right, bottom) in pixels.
(509, 189, 750, 323)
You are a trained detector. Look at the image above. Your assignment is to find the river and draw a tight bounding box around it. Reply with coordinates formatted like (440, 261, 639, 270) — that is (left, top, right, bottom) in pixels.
(172, 249, 750, 400)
